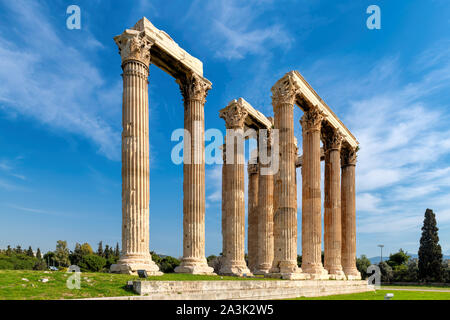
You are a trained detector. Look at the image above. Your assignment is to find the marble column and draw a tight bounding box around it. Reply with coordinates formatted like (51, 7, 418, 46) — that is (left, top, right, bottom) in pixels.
(254, 130, 274, 274)
(219, 102, 252, 276)
(221, 144, 227, 258)
(270, 77, 306, 279)
(247, 162, 259, 272)
(175, 73, 215, 275)
(341, 146, 361, 280)
(110, 31, 161, 275)
(300, 105, 328, 279)
(322, 126, 346, 280)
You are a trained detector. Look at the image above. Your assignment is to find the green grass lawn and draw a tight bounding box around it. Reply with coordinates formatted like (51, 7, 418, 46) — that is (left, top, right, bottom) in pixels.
(0, 270, 274, 300)
(2, 270, 449, 300)
(292, 290, 450, 300)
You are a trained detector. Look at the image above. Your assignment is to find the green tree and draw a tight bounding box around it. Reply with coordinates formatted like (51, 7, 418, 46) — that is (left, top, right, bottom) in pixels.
(151, 251, 161, 265)
(54, 240, 70, 267)
(104, 245, 111, 259)
(356, 255, 372, 279)
(114, 243, 120, 258)
(26, 246, 34, 257)
(405, 258, 419, 282)
(80, 243, 93, 255)
(33, 258, 47, 270)
(159, 256, 180, 273)
(36, 248, 42, 260)
(78, 254, 106, 272)
(6, 245, 12, 256)
(97, 241, 103, 257)
(418, 208, 443, 282)
(378, 261, 393, 283)
(387, 249, 410, 268)
(15, 245, 22, 254)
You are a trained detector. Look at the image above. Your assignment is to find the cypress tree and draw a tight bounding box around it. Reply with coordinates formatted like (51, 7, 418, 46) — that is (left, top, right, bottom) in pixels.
(26, 246, 34, 257)
(97, 241, 103, 257)
(114, 243, 120, 258)
(418, 208, 443, 282)
(36, 248, 42, 260)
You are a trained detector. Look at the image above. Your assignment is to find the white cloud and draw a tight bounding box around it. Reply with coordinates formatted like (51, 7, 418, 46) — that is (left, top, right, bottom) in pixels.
(0, 1, 121, 160)
(184, 0, 292, 60)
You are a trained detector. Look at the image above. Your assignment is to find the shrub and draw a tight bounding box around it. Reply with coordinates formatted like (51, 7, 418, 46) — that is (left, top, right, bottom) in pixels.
(159, 256, 180, 273)
(78, 254, 106, 272)
(378, 261, 393, 283)
(356, 255, 372, 279)
(33, 259, 47, 271)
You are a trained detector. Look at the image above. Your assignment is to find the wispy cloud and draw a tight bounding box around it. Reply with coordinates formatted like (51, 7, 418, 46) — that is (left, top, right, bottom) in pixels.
(184, 0, 292, 60)
(0, 0, 121, 160)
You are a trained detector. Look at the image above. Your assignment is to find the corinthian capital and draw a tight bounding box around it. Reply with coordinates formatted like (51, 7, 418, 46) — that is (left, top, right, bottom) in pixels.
(271, 74, 299, 107)
(178, 73, 212, 104)
(219, 100, 248, 129)
(341, 146, 358, 166)
(321, 126, 343, 152)
(248, 163, 259, 175)
(300, 105, 325, 132)
(114, 30, 153, 66)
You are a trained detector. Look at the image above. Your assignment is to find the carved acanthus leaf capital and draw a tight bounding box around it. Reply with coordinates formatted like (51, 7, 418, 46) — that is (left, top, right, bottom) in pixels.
(341, 146, 358, 166)
(178, 73, 212, 104)
(300, 105, 326, 132)
(114, 30, 153, 66)
(219, 100, 248, 129)
(271, 74, 299, 107)
(247, 163, 259, 175)
(322, 127, 343, 152)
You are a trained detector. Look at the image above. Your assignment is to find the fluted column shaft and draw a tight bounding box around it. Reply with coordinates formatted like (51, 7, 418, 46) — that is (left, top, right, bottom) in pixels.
(255, 134, 274, 274)
(322, 128, 345, 278)
(341, 147, 361, 279)
(247, 163, 259, 272)
(221, 144, 227, 257)
(175, 73, 214, 275)
(219, 102, 251, 276)
(111, 31, 160, 274)
(301, 106, 327, 278)
(271, 101, 298, 274)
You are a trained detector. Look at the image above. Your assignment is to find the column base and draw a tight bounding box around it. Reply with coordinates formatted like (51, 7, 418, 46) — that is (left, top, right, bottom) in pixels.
(110, 254, 162, 275)
(219, 262, 253, 277)
(175, 257, 216, 275)
(302, 264, 329, 280)
(325, 266, 347, 280)
(344, 269, 362, 280)
(268, 262, 309, 279)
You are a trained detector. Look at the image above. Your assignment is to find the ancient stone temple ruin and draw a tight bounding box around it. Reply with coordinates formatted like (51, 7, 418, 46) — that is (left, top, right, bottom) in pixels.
(111, 18, 361, 282)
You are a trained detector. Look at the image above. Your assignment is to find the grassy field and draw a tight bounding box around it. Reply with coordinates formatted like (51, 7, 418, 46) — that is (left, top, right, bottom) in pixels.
(0, 270, 274, 300)
(292, 290, 450, 300)
(1, 270, 449, 300)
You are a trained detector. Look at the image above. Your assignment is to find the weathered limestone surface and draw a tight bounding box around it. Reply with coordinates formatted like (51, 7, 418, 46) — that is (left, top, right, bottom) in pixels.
(129, 280, 374, 300)
(270, 76, 306, 279)
(254, 132, 274, 275)
(341, 146, 361, 280)
(247, 163, 259, 272)
(175, 73, 214, 275)
(300, 106, 328, 279)
(110, 30, 161, 275)
(219, 101, 252, 276)
(322, 126, 346, 280)
(277, 71, 358, 149)
(131, 17, 203, 78)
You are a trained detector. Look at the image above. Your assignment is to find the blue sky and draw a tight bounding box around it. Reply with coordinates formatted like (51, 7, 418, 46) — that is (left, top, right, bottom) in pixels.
(0, 0, 449, 258)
